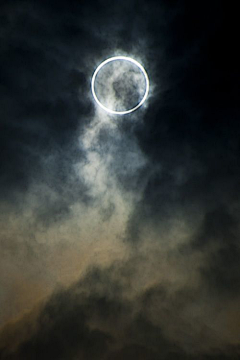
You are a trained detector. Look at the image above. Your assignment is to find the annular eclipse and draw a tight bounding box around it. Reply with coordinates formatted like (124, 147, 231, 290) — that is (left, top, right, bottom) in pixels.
(91, 56, 149, 115)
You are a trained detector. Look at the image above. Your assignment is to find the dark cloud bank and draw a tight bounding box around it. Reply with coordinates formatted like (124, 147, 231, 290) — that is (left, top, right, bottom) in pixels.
(1, 266, 240, 360)
(0, 0, 240, 359)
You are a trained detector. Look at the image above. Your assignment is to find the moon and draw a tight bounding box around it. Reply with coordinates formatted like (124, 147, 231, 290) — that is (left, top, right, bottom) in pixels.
(91, 56, 149, 115)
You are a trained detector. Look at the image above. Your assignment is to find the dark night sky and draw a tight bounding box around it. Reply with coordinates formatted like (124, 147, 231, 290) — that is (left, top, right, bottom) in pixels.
(0, 1, 240, 359)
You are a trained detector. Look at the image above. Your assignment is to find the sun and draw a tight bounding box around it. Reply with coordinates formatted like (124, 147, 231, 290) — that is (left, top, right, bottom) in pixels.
(91, 56, 149, 115)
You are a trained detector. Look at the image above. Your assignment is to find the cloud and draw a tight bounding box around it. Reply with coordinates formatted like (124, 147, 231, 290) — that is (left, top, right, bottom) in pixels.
(0, 1, 240, 359)
(1, 266, 240, 359)
(192, 207, 240, 296)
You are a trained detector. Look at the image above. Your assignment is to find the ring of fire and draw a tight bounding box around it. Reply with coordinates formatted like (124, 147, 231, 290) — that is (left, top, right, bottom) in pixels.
(91, 56, 149, 115)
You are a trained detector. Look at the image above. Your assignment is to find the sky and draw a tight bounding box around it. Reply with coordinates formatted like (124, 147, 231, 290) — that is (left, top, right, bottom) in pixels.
(0, 0, 239, 359)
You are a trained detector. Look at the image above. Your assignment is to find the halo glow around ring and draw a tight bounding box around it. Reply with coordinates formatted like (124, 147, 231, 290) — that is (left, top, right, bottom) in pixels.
(91, 56, 149, 115)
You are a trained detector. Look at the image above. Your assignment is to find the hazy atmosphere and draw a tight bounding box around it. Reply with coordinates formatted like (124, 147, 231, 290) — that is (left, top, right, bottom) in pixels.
(0, 1, 239, 359)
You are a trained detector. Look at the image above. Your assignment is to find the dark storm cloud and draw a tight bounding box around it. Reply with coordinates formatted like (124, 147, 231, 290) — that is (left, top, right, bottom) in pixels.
(1, 266, 240, 360)
(193, 207, 240, 296)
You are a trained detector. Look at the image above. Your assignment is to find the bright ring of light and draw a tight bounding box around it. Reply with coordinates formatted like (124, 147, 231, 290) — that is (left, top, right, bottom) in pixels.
(91, 56, 149, 115)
